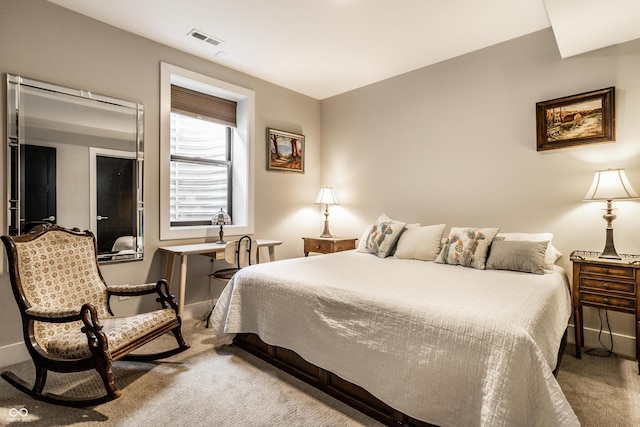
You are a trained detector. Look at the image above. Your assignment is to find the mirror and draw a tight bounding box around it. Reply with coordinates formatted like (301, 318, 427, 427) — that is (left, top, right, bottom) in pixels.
(6, 74, 144, 262)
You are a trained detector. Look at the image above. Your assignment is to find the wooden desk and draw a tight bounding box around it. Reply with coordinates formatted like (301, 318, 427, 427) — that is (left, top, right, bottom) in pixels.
(158, 239, 283, 316)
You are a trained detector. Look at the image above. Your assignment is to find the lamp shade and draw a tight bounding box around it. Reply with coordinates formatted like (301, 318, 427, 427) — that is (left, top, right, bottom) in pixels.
(314, 187, 338, 205)
(213, 208, 232, 225)
(583, 169, 639, 201)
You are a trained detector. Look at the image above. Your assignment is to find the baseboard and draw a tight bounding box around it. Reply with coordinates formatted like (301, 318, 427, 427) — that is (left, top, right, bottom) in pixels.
(181, 299, 218, 322)
(0, 341, 30, 370)
(0, 299, 218, 370)
(567, 324, 635, 359)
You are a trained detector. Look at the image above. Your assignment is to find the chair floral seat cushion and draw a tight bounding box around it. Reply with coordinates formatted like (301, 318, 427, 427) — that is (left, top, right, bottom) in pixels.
(35, 308, 178, 359)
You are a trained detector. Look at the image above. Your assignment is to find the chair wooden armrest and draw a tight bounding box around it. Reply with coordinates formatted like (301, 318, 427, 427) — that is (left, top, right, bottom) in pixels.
(106, 279, 178, 311)
(106, 282, 158, 296)
(24, 307, 82, 323)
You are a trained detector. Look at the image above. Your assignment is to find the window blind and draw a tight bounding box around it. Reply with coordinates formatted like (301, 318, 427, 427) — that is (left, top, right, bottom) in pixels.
(171, 85, 237, 127)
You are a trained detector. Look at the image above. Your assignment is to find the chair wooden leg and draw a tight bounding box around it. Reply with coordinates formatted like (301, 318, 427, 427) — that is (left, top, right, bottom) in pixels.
(94, 351, 121, 401)
(2, 369, 120, 408)
(172, 325, 189, 350)
(1, 345, 119, 408)
(33, 364, 48, 393)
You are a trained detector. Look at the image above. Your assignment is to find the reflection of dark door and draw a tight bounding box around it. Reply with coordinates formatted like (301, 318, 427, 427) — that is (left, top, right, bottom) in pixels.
(96, 156, 136, 253)
(21, 145, 57, 233)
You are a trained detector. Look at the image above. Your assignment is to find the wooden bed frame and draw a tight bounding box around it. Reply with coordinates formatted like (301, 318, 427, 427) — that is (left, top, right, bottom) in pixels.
(233, 330, 568, 427)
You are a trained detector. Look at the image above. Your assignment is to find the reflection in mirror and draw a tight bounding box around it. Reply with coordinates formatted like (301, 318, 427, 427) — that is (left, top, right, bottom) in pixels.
(6, 74, 144, 262)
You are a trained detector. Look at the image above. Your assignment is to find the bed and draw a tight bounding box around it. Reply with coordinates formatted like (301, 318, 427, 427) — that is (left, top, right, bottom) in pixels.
(209, 226, 579, 426)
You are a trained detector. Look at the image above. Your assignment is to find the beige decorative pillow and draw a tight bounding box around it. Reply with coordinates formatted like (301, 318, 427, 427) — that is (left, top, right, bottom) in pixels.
(394, 224, 446, 261)
(486, 240, 549, 274)
(435, 227, 499, 269)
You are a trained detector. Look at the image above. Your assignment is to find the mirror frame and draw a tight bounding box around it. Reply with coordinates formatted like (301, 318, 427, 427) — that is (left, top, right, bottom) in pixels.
(6, 74, 144, 263)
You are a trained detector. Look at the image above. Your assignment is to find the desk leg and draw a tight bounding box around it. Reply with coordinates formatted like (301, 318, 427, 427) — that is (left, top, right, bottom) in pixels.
(178, 255, 188, 317)
(165, 253, 176, 290)
(268, 246, 276, 262)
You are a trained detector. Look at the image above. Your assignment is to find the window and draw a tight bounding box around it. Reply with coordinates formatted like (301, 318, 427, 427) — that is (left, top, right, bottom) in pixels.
(170, 99, 232, 226)
(160, 63, 254, 240)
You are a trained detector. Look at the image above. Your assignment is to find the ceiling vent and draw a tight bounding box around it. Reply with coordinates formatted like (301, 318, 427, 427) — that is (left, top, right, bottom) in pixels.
(188, 29, 224, 47)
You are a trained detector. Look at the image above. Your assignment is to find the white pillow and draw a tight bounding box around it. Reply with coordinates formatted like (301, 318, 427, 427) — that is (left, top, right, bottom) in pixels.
(494, 232, 562, 273)
(394, 224, 446, 261)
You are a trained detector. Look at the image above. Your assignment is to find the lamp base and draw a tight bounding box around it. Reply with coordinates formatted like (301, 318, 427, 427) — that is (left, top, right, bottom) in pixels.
(319, 220, 333, 238)
(599, 227, 621, 260)
(216, 225, 226, 244)
(319, 205, 333, 238)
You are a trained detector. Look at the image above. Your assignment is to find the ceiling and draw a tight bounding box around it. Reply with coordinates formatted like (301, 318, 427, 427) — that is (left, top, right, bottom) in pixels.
(47, 0, 640, 100)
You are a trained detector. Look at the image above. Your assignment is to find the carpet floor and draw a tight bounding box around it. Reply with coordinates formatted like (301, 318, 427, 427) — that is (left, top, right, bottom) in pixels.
(0, 319, 639, 426)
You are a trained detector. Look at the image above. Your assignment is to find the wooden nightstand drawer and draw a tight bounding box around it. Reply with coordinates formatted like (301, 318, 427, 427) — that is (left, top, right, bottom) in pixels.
(333, 240, 357, 252)
(579, 291, 636, 312)
(304, 239, 334, 254)
(302, 237, 358, 256)
(579, 277, 635, 295)
(580, 263, 636, 279)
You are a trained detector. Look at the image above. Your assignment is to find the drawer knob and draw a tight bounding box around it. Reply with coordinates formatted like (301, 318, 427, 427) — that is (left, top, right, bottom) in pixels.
(316, 245, 320, 249)
(602, 267, 609, 274)
(603, 297, 610, 304)
(603, 282, 609, 289)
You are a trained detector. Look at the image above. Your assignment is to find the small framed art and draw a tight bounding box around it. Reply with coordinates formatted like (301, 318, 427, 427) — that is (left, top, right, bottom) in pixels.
(536, 87, 615, 151)
(267, 128, 305, 172)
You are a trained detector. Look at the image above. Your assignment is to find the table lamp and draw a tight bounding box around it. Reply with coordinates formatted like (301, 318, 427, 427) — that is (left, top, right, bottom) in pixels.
(315, 187, 338, 238)
(213, 208, 232, 244)
(583, 168, 639, 259)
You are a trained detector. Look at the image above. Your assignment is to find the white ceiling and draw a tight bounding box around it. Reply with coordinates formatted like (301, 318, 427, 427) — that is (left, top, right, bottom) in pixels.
(47, 0, 640, 100)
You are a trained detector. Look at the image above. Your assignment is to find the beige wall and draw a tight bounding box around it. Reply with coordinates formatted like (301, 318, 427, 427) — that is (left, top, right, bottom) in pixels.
(320, 29, 640, 355)
(0, 0, 321, 360)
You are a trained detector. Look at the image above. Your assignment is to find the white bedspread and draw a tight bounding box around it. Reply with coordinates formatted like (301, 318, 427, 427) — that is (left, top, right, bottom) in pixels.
(209, 251, 578, 426)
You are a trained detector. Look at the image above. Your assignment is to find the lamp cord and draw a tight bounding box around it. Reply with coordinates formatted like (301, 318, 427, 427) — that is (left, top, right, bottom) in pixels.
(585, 308, 616, 357)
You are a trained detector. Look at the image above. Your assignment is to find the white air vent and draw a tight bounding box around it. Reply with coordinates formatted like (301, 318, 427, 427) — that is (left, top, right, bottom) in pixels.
(188, 29, 224, 47)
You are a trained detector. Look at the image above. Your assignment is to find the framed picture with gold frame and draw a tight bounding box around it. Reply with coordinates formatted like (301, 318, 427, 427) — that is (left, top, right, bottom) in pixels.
(267, 128, 305, 172)
(536, 87, 615, 151)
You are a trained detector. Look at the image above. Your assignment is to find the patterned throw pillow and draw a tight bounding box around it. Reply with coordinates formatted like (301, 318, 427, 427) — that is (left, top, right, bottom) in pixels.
(435, 227, 499, 269)
(361, 213, 407, 258)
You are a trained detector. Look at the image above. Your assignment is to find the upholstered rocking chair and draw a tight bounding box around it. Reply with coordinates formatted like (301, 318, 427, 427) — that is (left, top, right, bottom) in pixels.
(1, 225, 189, 407)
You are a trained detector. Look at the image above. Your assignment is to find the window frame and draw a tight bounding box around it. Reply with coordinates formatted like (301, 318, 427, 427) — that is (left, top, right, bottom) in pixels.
(160, 63, 254, 240)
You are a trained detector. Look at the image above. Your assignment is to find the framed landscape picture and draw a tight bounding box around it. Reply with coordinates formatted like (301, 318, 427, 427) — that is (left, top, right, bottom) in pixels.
(267, 128, 305, 172)
(536, 87, 615, 151)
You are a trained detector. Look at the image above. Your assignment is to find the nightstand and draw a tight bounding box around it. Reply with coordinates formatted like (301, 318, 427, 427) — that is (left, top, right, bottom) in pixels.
(571, 250, 640, 373)
(303, 237, 357, 256)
